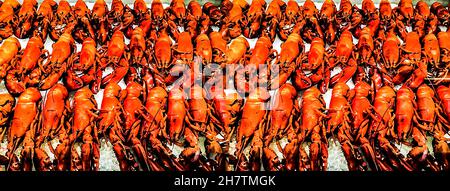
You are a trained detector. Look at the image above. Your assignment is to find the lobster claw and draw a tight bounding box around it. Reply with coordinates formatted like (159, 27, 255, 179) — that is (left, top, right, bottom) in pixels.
(5, 72, 26, 95)
(101, 59, 129, 87)
(404, 67, 426, 89)
(7, 154, 22, 171)
(34, 148, 54, 171)
(81, 133, 100, 171)
(196, 156, 214, 171)
(330, 59, 358, 86)
(147, 154, 166, 171)
(293, 69, 313, 90)
(244, 20, 261, 39)
(235, 154, 250, 171)
(111, 141, 131, 171)
(262, 147, 283, 171)
(90, 69, 103, 94)
(318, 69, 331, 94)
(70, 145, 84, 171)
(18, 22, 33, 39)
(228, 25, 243, 39)
(180, 146, 201, 165)
(130, 138, 150, 171)
(65, 71, 84, 90)
(392, 65, 414, 85)
(248, 139, 262, 172)
(40, 71, 64, 90)
(81, 17, 96, 41)
(234, 67, 251, 95)
(21, 146, 34, 171)
(54, 141, 71, 171)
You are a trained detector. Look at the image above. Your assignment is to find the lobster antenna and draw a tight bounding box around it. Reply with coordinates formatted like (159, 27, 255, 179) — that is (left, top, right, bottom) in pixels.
(7, 138, 21, 170)
(234, 136, 250, 171)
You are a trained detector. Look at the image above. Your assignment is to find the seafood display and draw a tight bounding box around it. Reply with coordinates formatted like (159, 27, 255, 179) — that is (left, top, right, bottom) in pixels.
(0, 0, 450, 171)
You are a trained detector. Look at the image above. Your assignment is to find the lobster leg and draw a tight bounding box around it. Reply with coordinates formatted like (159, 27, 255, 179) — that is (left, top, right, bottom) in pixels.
(310, 124, 328, 171)
(248, 129, 263, 171)
(21, 146, 34, 171)
(282, 134, 299, 171)
(298, 144, 310, 171)
(359, 137, 378, 171)
(110, 127, 131, 171)
(54, 130, 71, 171)
(131, 136, 150, 171)
(81, 132, 97, 171)
(70, 147, 83, 171)
(374, 146, 395, 171)
(309, 141, 320, 171)
(34, 147, 54, 171)
(321, 138, 329, 171)
(338, 126, 359, 171)
(7, 154, 22, 171)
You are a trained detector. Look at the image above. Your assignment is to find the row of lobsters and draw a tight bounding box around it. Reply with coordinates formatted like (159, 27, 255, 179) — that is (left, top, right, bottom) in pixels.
(0, 0, 449, 171)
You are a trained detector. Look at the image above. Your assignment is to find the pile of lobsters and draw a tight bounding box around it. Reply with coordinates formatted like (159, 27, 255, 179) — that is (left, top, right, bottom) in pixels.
(0, 0, 449, 171)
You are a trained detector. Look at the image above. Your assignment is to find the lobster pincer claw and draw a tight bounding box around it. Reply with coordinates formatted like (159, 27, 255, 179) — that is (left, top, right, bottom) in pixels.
(65, 71, 85, 90)
(293, 69, 313, 90)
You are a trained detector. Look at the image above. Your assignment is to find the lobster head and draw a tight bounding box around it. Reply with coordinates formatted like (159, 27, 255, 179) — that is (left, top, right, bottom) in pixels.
(353, 81, 373, 98)
(103, 82, 122, 98)
(50, 83, 69, 100)
(148, 86, 168, 102)
(125, 81, 144, 98)
(168, 88, 187, 101)
(333, 82, 350, 97)
(278, 83, 298, 100)
(397, 86, 415, 101)
(247, 87, 270, 102)
(73, 86, 94, 101)
(437, 85, 450, 100)
(19, 87, 42, 103)
(303, 86, 322, 101)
